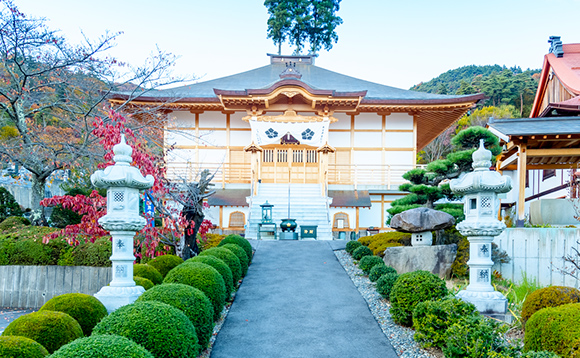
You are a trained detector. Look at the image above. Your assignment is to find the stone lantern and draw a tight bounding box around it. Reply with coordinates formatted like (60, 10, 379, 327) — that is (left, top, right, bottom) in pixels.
(260, 201, 273, 224)
(91, 135, 154, 313)
(450, 139, 512, 315)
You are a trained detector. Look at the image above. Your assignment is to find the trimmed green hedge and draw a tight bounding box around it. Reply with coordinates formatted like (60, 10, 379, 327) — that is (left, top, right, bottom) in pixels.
(50, 335, 154, 358)
(521, 286, 580, 325)
(93, 301, 200, 358)
(200, 247, 242, 285)
(221, 243, 249, 277)
(187, 255, 234, 298)
(2, 311, 83, 353)
(389, 271, 448, 327)
(164, 262, 226, 321)
(376, 272, 399, 300)
(352, 245, 372, 260)
(134, 276, 154, 290)
(369, 265, 396, 282)
(137, 283, 214, 349)
(0, 336, 49, 358)
(345, 241, 362, 255)
(147, 254, 184, 278)
(359, 256, 384, 275)
(39, 293, 107, 336)
(524, 302, 580, 356)
(219, 235, 253, 263)
(133, 264, 163, 285)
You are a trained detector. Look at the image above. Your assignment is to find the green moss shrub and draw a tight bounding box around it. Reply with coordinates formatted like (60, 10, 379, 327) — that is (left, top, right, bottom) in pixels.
(352, 245, 372, 260)
(2, 311, 83, 353)
(187, 255, 233, 297)
(66, 237, 112, 267)
(369, 265, 396, 282)
(50, 335, 154, 358)
(219, 234, 253, 262)
(132, 264, 163, 285)
(93, 301, 200, 358)
(443, 315, 514, 358)
(521, 286, 580, 326)
(39, 293, 107, 336)
(345, 240, 362, 255)
(133, 276, 154, 290)
(389, 270, 448, 327)
(199, 233, 225, 251)
(0, 336, 49, 358)
(221, 243, 249, 277)
(451, 236, 469, 278)
(164, 262, 226, 320)
(147, 254, 183, 278)
(412, 298, 478, 348)
(358, 255, 384, 275)
(524, 302, 580, 356)
(200, 247, 242, 285)
(0, 216, 30, 232)
(376, 273, 399, 300)
(137, 283, 214, 349)
(0, 230, 67, 265)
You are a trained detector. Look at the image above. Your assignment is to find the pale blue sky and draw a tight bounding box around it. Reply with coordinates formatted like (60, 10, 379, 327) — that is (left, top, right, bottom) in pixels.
(15, 0, 580, 89)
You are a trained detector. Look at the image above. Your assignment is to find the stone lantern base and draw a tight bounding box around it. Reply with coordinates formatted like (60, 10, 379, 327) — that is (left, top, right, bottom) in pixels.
(95, 285, 145, 314)
(456, 289, 507, 315)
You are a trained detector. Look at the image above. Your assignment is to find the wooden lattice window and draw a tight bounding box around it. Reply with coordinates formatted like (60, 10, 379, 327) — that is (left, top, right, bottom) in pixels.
(333, 212, 350, 229)
(229, 211, 245, 228)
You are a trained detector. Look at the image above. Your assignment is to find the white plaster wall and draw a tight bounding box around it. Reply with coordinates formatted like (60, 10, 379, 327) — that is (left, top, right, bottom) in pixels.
(386, 113, 413, 130)
(166, 149, 196, 163)
(331, 113, 351, 129)
(354, 113, 382, 130)
(353, 151, 381, 165)
(493, 228, 580, 288)
(198, 130, 227, 147)
(165, 130, 198, 147)
(359, 204, 383, 228)
(230, 131, 252, 147)
(205, 206, 220, 226)
(167, 111, 195, 128)
(385, 151, 414, 165)
(328, 131, 351, 148)
(223, 207, 249, 227)
(329, 208, 356, 228)
(199, 111, 226, 128)
(385, 132, 413, 148)
(353, 132, 382, 148)
(198, 149, 227, 164)
(230, 112, 250, 129)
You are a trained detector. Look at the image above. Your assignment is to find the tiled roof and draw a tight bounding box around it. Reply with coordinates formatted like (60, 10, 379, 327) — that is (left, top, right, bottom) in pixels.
(208, 189, 250, 207)
(328, 190, 371, 207)
(488, 117, 580, 137)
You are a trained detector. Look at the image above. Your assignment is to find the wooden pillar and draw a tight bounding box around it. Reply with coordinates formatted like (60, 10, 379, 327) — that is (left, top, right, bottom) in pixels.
(244, 142, 263, 197)
(516, 143, 527, 227)
(356, 207, 360, 233)
(219, 206, 224, 229)
(317, 143, 335, 196)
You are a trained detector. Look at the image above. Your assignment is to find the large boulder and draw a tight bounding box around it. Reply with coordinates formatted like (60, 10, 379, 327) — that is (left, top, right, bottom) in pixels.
(383, 244, 458, 278)
(390, 207, 455, 233)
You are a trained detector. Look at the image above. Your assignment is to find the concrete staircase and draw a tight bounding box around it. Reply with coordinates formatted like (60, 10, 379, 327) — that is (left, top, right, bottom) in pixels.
(245, 183, 332, 240)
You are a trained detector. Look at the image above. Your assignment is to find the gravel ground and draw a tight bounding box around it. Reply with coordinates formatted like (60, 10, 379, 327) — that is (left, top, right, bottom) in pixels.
(334, 250, 441, 358)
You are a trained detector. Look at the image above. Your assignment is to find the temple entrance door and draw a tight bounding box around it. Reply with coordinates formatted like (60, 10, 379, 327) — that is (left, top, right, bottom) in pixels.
(261, 145, 319, 184)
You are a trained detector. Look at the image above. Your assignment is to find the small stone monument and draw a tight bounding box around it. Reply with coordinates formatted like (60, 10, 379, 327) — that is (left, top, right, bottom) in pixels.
(91, 135, 154, 313)
(450, 139, 512, 315)
(390, 207, 455, 246)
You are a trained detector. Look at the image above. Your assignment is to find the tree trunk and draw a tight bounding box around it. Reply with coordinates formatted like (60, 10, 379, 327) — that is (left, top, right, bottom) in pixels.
(181, 211, 203, 260)
(278, 41, 281, 55)
(31, 174, 47, 226)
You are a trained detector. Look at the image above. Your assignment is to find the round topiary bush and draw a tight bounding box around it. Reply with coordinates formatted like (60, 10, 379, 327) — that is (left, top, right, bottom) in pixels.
(389, 270, 448, 327)
(39, 293, 107, 336)
(92, 301, 200, 358)
(412, 297, 478, 349)
(443, 315, 510, 358)
(2, 311, 83, 353)
(0, 336, 49, 358)
(345, 240, 362, 255)
(369, 265, 397, 282)
(133, 276, 154, 290)
(132, 264, 163, 285)
(524, 302, 580, 356)
(163, 261, 226, 320)
(521, 286, 580, 326)
(218, 234, 253, 263)
(358, 255, 384, 275)
(352, 245, 372, 260)
(221, 243, 249, 277)
(200, 247, 242, 285)
(147, 254, 184, 278)
(50, 334, 154, 358)
(137, 283, 214, 349)
(376, 272, 399, 300)
(187, 255, 234, 298)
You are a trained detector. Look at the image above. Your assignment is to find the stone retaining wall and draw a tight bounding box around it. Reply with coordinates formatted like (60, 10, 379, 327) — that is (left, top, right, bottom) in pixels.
(0, 265, 111, 308)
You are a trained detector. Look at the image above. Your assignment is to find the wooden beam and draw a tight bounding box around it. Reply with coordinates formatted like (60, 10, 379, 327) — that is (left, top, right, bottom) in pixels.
(499, 152, 519, 170)
(527, 148, 580, 157)
(517, 143, 527, 226)
(502, 163, 580, 170)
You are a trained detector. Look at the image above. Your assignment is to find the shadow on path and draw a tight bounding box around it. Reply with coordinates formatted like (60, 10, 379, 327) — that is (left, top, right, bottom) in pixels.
(211, 241, 398, 358)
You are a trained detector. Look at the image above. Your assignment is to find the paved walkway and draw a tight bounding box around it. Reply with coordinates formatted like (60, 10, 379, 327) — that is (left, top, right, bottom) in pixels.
(211, 240, 398, 358)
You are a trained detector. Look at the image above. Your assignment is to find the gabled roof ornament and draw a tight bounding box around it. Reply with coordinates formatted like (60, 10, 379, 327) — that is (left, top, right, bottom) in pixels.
(279, 61, 302, 80)
(549, 36, 564, 58)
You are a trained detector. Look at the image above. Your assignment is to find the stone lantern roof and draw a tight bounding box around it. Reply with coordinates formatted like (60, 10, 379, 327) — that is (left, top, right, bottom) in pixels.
(91, 135, 155, 190)
(450, 140, 512, 195)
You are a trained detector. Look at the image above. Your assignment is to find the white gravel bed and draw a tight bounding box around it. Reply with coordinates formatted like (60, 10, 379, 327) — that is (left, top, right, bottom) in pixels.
(334, 250, 440, 358)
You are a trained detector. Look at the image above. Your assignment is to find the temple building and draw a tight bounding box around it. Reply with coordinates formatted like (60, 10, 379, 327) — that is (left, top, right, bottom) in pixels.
(111, 54, 482, 239)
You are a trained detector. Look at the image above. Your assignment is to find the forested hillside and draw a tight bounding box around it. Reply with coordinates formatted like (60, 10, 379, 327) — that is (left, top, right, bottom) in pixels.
(410, 65, 541, 117)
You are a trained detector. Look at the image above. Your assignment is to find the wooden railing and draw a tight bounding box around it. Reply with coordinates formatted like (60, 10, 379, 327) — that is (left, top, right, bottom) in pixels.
(166, 162, 252, 187)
